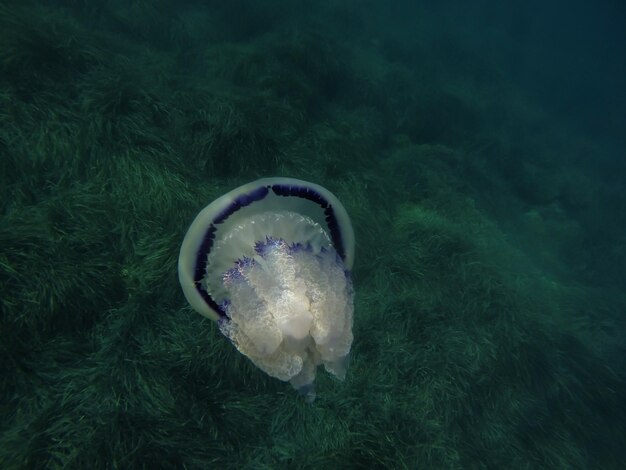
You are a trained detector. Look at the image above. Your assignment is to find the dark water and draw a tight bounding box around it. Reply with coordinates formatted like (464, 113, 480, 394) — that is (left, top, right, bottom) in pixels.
(1, 1, 624, 468)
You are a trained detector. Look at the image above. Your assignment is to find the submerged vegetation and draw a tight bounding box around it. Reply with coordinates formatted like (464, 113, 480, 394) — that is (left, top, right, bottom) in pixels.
(1, 0, 624, 468)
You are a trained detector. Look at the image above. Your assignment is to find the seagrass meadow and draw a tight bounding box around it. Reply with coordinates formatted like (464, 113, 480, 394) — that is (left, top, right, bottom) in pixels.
(1, 1, 625, 468)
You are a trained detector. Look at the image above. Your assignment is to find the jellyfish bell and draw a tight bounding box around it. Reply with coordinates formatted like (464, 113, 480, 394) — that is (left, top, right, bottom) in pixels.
(178, 177, 355, 401)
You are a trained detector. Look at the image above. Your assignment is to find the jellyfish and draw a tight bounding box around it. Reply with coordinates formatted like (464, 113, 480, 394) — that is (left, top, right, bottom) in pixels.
(178, 177, 355, 402)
